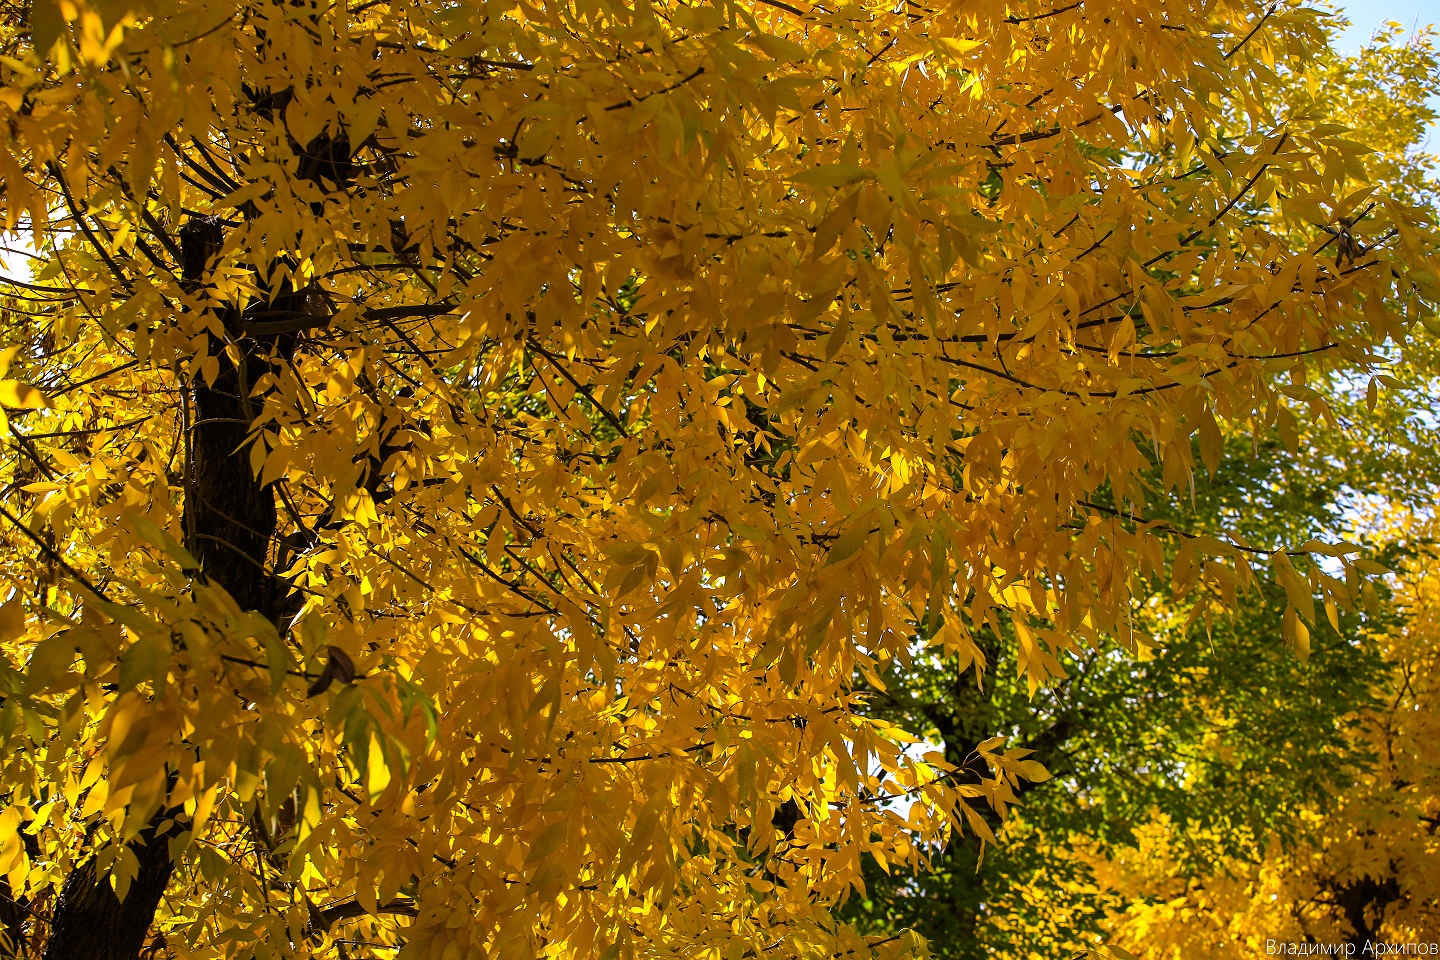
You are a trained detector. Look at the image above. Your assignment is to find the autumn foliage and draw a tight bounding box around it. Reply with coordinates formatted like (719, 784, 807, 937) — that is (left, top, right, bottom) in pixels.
(0, 0, 1437, 957)
(1088, 510, 1440, 954)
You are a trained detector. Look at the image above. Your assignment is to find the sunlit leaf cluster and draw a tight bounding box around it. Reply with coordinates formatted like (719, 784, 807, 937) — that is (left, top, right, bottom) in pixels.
(0, 0, 1436, 956)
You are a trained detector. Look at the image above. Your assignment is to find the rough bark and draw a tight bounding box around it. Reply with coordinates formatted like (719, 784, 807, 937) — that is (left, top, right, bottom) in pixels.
(40, 218, 284, 960)
(179, 216, 282, 615)
(42, 817, 182, 960)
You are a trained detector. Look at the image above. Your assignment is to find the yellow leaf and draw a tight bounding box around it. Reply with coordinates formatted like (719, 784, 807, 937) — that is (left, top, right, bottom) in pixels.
(0, 380, 49, 409)
(25, 633, 76, 693)
(366, 731, 391, 802)
(1016, 760, 1051, 783)
(1283, 605, 1310, 661)
(935, 37, 983, 57)
(1197, 408, 1222, 476)
(823, 522, 869, 566)
(752, 33, 807, 63)
(792, 165, 874, 188)
(27, 0, 66, 57)
(0, 600, 23, 642)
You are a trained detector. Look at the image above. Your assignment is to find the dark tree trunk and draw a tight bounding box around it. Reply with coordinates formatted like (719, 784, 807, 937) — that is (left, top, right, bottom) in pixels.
(42, 817, 182, 960)
(1337, 873, 1402, 950)
(0, 879, 29, 957)
(41, 217, 283, 960)
(179, 217, 281, 615)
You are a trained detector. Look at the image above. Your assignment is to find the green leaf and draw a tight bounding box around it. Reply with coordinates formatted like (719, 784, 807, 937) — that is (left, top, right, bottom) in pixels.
(117, 634, 165, 692)
(524, 820, 568, 864)
(823, 523, 869, 566)
(127, 515, 200, 571)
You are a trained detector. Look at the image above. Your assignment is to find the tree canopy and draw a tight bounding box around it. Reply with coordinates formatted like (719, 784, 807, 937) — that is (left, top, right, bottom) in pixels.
(839, 23, 1440, 958)
(1091, 506, 1440, 955)
(0, 0, 1437, 958)
(843, 436, 1394, 957)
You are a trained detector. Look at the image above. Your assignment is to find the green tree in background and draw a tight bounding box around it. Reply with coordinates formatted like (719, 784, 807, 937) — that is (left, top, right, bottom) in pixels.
(843, 438, 1394, 958)
(840, 20, 1440, 953)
